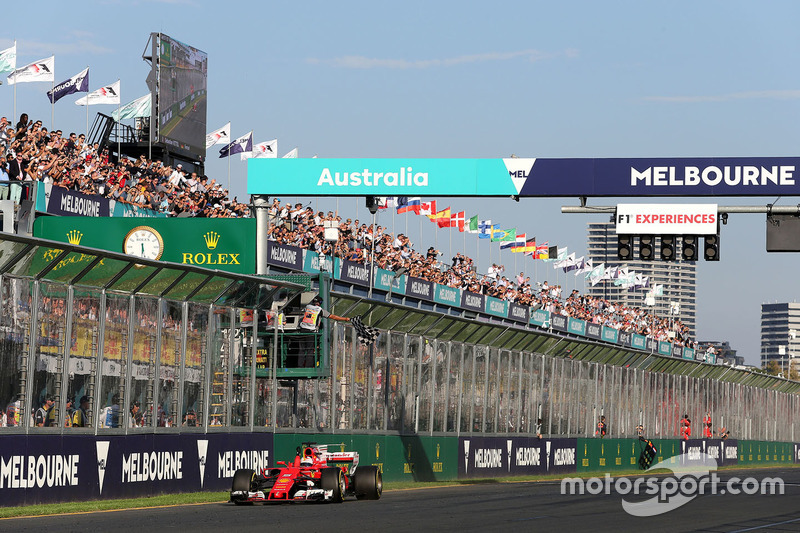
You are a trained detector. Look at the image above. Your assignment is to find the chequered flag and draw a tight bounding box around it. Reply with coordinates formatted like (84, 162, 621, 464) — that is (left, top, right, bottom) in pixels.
(351, 315, 380, 347)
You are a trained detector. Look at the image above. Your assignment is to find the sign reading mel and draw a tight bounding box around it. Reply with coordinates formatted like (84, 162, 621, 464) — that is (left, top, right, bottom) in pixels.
(248, 157, 800, 197)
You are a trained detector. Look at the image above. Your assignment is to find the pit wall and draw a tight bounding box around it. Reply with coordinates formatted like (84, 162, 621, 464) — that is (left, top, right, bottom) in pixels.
(1, 432, 798, 507)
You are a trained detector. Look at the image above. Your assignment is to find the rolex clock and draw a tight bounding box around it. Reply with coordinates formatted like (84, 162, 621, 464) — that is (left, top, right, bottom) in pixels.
(123, 226, 164, 261)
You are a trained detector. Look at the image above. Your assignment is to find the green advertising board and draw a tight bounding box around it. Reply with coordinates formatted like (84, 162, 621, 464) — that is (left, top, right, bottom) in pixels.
(33, 217, 256, 274)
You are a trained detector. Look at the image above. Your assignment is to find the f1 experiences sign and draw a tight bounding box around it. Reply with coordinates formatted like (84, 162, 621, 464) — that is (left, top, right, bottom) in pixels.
(458, 437, 577, 478)
(615, 204, 718, 235)
(0, 433, 273, 506)
(248, 157, 800, 197)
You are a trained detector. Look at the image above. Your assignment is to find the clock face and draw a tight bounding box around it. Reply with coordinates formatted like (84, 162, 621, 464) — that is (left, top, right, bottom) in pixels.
(123, 226, 164, 261)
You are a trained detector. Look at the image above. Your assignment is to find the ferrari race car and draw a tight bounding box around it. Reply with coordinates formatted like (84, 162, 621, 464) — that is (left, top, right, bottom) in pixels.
(230, 442, 382, 504)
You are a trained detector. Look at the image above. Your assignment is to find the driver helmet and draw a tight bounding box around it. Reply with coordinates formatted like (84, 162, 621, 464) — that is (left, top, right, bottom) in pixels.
(300, 457, 313, 467)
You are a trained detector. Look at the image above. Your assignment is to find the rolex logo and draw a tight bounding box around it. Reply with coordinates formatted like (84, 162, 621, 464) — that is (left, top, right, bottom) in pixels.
(203, 231, 220, 250)
(67, 230, 83, 245)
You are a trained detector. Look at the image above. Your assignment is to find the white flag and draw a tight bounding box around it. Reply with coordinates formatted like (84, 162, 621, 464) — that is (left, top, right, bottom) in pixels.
(241, 139, 277, 160)
(0, 42, 16, 75)
(75, 80, 120, 106)
(7, 55, 54, 85)
(112, 93, 151, 121)
(282, 148, 298, 158)
(205, 122, 231, 149)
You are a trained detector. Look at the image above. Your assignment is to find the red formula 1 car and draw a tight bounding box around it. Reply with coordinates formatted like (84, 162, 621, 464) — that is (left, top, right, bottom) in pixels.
(230, 442, 382, 504)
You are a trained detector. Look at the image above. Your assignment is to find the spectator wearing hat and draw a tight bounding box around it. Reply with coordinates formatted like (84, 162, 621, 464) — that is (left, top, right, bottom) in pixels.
(72, 395, 91, 427)
(35, 395, 56, 427)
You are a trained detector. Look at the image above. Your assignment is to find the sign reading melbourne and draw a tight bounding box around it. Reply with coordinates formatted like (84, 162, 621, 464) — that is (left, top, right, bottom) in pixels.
(248, 157, 800, 197)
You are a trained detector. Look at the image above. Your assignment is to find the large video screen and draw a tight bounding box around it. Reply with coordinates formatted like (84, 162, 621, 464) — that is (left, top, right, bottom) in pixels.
(155, 34, 208, 158)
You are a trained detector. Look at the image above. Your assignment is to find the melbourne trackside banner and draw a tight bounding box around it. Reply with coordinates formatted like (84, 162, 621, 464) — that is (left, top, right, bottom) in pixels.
(247, 157, 800, 197)
(0, 432, 273, 506)
(458, 437, 577, 478)
(266, 242, 303, 271)
(47, 186, 110, 217)
(680, 439, 738, 467)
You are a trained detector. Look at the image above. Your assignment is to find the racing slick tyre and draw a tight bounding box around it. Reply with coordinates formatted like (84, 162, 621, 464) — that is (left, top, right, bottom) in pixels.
(353, 465, 383, 500)
(320, 467, 345, 503)
(231, 468, 255, 505)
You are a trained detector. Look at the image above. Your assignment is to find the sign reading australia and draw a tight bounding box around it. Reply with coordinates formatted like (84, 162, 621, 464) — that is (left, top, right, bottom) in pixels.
(248, 157, 800, 197)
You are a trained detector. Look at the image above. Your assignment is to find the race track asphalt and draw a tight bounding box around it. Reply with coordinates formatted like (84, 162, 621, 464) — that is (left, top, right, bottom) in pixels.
(2, 467, 799, 533)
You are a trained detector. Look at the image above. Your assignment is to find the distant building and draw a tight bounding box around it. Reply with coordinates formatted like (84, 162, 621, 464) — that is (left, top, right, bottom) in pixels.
(760, 303, 800, 372)
(697, 340, 744, 367)
(586, 222, 697, 337)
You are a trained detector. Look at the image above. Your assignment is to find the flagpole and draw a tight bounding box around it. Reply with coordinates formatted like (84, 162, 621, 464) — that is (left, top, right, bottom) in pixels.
(51, 77, 54, 132)
(227, 124, 231, 195)
(116, 81, 121, 162)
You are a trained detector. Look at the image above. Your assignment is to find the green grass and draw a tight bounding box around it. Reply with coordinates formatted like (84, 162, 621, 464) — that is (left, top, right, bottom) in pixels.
(2, 462, 798, 519)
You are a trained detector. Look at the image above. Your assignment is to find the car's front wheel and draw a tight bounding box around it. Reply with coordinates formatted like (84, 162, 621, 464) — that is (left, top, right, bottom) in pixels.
(320, 467, 345, 503)
(231, 468, 255, 505)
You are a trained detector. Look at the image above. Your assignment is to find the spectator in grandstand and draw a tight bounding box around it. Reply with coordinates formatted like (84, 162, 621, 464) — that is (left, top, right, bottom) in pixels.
(718, 426, 730, 440)
(703, 411, 713, 438)
(129, 400, 143, 428)
(35, 395, 55, 427)
(183, 409, 198, 427)
(64, 397, 75, 427)
(7, 152, 27, 181)
(72, 395, 90, 428)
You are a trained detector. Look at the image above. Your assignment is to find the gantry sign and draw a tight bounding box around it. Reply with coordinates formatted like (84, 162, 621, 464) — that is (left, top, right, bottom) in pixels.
(247, 157, 800, 197)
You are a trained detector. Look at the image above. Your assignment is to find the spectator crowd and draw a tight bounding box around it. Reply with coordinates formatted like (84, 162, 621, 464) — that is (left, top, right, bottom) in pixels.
(266, 199, 695, 348)
(0, 112, 250, 218)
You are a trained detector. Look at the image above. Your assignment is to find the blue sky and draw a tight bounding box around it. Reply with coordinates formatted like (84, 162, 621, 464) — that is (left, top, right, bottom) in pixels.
(4, 1, 800, 364)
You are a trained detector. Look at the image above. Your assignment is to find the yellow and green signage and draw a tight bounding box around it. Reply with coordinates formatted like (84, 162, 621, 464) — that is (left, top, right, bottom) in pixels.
(33, 217, 256, 274)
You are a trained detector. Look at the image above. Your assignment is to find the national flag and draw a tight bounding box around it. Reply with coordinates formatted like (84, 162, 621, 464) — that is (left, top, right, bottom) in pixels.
(502, 233, 525, 251)
(510, 233, 527, 252)
(398, 197, 421, 214)
(47, 67, 89, 104)
(393, 197, 409, 210)
(282, 148, 298, 158)
(429, 207, 451, 227)
(479, 222, 496, 239)
(418, 200, 437, 216)
(467, 215, 479, 233)
(7, 55, 54, 85)
(534, 242, 550, 259)
(351, 315, 380, 347)
(521, 237, 537, 253)
(0, 42, 16, 75)
(219, 131, 253, 158)
(492, 228, 516, 242)
(206, 122, 231, 149)
(112, 93, 151, 121)
(75, 80, 120, 106)
(450, 211, 465, 231)
(242, 139, 278, 160)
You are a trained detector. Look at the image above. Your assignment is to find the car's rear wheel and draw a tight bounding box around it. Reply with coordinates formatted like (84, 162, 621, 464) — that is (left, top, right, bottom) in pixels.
(353, 465, 382, 500)
(320, 467, 345, 503)
(231, 468, 255, 505)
